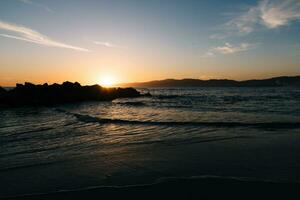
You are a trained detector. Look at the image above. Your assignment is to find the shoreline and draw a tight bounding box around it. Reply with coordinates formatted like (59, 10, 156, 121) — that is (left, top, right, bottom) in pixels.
(3, 176, 300, 199)
(2, 130, 300, 199)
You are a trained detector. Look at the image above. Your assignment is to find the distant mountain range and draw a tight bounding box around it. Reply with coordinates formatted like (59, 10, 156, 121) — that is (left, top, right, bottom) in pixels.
(119, 76, 300, 88)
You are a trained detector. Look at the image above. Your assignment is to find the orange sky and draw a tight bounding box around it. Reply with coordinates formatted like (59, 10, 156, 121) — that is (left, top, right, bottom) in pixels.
(1, 0, 300, 86)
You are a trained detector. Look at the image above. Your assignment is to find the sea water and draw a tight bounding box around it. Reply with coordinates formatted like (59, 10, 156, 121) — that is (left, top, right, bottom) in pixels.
(1, 87, 300, 197)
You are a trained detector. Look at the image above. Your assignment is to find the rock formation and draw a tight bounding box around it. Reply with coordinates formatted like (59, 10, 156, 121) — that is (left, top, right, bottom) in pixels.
(0, 82, 149, 107)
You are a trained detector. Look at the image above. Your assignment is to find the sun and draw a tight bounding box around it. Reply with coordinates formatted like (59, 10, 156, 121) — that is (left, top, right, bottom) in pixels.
(99, 75, 116, 87)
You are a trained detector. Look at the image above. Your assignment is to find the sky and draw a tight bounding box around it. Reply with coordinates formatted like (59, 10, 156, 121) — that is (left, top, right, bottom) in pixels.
(0, 0, 300, 86)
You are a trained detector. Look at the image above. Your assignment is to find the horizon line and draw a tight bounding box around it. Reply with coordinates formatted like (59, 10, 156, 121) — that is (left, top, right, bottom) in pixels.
(1, 74, 300, 88)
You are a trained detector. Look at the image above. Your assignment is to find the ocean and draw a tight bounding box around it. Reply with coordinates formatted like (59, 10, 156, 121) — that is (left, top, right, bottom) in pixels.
(1, 87, 300, 198)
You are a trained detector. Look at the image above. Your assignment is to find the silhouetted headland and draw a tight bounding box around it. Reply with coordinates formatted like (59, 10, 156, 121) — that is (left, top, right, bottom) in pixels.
(0, 82, 150, 107)
(121, 75, 300, 87)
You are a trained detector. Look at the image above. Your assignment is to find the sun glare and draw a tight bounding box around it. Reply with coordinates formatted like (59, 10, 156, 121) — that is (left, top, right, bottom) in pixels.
(99, 75, 116, 87)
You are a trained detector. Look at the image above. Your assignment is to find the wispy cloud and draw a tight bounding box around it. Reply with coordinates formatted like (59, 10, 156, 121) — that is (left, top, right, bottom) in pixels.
(19, 0, 53, 13)
(94, 41, 126, 49)
(202, 51, 216, 58)
(260, 0, 300, 29)
(214, 43, 256, 54)
(212, 0, 300, 38)
(225, 6, 259, 35)
(203, 42, 257, 57)
(0, 20, 89, 52)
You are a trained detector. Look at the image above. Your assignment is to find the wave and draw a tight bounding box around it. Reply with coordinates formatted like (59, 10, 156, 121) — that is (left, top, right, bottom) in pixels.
(125, 135, 252, 146)
(154, 95, 181, 99)
(55, 109, 300, 130)
(0, 159, 70, 173)
(153, 93, 300, 104)
(2, 175, 298, 199)
(115, 102, 146, 107)
(3, 127, 54, 136)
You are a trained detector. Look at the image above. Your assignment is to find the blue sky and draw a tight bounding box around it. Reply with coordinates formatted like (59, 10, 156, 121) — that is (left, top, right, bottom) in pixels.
(0, 0, 300, 86)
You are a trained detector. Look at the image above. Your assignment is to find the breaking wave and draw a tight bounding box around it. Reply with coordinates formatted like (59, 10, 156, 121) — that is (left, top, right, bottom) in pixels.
(55, 109, 300, 130)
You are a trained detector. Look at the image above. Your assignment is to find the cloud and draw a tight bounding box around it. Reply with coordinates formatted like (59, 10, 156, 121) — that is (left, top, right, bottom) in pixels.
(202, 51, 216, 58)
(0, 20, 89, 52)
(19, 0, 53, 13)
(225, 6, 259, 35)
(212, 0, 300, 38)
(260, 0, 300, 29)
(94, 41, 126, 49)
(209, 33, 230, 40)
(203, 42, 256, 57)
(214, 43, 256, 54)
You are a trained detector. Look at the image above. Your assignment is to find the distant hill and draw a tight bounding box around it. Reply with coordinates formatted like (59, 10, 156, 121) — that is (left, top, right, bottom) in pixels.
(119, 76, 300, 88)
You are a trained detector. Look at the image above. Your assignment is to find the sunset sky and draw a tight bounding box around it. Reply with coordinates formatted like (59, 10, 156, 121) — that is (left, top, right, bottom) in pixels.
(0, 0, 300, 86)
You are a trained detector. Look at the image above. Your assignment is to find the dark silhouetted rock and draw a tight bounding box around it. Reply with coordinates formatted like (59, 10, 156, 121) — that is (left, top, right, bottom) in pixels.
(0, 86, 7, 95)
(0, 82, 148, 107)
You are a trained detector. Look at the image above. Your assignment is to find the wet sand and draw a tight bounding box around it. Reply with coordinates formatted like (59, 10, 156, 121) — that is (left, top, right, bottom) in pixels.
(4, 177, 300, 200)
(2, 131, 300, 199)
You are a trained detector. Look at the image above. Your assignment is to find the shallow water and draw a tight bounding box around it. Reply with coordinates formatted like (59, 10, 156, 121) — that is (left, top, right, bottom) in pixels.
(1, 87, 300, 197)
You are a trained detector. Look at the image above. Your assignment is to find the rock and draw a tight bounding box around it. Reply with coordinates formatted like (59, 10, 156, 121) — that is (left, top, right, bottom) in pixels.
(0, 82, 147, 107)
(0, 86, 7, 94)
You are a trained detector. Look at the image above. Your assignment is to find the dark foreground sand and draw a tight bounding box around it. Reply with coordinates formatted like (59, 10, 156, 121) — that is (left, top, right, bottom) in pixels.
(2, 128, 300, 199)
(3, 177, 300, 200)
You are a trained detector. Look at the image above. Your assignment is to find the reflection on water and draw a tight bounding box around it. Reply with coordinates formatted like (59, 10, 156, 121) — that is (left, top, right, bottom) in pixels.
(1, 87, 300, 196)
